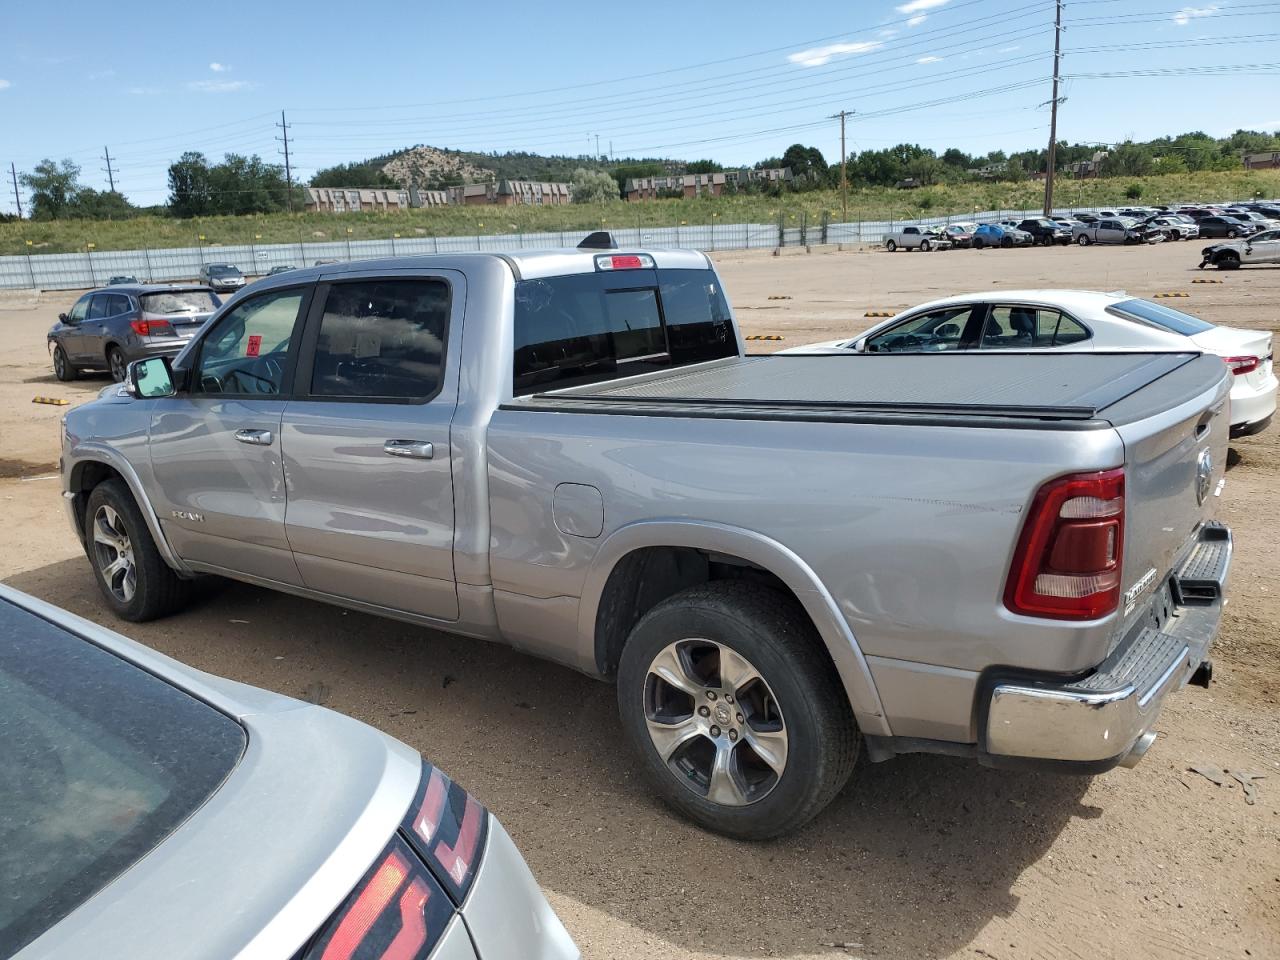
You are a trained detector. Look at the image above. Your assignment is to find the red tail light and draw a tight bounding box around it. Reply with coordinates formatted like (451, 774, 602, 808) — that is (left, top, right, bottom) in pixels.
(1004, 468, 1125, 620)
(1222, 355, 1259, 375)
(130, 318, 175, 337)
(401, 764, 489, 901)
(302, 838, 453, 960)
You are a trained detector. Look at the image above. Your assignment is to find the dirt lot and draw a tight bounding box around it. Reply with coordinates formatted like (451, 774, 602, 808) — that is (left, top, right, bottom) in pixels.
(2, 242, 1277, 960)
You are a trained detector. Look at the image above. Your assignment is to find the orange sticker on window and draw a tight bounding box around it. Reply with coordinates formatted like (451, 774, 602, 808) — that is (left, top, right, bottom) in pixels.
(246, 334, 262, 357)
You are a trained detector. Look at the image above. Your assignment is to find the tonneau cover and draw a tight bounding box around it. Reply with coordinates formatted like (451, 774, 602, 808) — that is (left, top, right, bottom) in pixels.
(539, 352, 1202, 421)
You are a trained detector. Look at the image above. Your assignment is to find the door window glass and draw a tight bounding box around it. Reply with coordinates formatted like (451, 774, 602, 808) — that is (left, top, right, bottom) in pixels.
(864, 306, 975, 353)
(309, 279, 450, 401)
(86, 296, 110, 320)
(68, 297, 89, 324)
(980, 306, 1090, 349)
(108, 294, 131, 316)
(195, 289, 304, 395)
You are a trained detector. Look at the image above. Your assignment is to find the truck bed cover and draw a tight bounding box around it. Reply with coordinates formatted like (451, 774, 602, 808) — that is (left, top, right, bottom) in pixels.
(514, 352, 1216, 428)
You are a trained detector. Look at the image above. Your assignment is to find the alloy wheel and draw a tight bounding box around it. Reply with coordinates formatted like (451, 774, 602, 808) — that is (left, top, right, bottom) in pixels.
(92, 504, 136, 603)
(642, 638, 788, 806)
(108, 349, 127, 382)
(53, 348, 66, 378)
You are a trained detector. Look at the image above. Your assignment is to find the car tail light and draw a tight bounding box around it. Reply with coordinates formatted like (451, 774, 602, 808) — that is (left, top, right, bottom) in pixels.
(1004, 468, 1125, 620)
(595, 253, 654, 271)
(400, 763, 489, 902)
(1222, 355, 1259, 376)
(130, 318, 175, 337)
(301, 837, 454, 960)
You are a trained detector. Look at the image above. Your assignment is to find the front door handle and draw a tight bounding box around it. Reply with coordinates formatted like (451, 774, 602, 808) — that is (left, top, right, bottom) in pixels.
(383, 439, 433, 460)
(234, 428, 274, 446)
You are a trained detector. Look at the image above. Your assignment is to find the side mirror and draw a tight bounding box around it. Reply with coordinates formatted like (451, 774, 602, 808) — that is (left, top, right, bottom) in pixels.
(58, 312, 70, 323)
(127, 356, 176, 399)
(853, 338, 869, 353)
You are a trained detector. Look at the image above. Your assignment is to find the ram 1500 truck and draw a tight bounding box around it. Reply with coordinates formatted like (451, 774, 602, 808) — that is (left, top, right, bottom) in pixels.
(61, 240, 1233, 839)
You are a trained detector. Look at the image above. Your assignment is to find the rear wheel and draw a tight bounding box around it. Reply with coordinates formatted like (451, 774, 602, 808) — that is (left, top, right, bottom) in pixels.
(52, 344, 78, 382)
(617, 581, 859, 840)
(85, 479, 195, 621)
(1227, 229, 1239, 239)
(107, 346, 127, 383)
(1077, 233, 1092, 246)
(886, 239, 897, 252)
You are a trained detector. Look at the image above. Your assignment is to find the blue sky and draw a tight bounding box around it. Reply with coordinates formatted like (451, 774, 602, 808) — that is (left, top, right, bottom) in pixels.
(2, 0, 1278, 210)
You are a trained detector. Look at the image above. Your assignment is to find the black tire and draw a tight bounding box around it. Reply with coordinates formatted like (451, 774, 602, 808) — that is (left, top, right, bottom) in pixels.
(920, 239, 931, 252)
(84, 479, 195, 622)
(972, 238, 984, 250)
(1216, 253, 1241, 270)
(107, 346, 127, 383)
(1077, 233, 1092, 246)
(1001, 236, 1013, 249)
(617, 581, 859, 840)
(52, 344, 78, 382)
(1227, 229, 1239, 239)
(886, 240, 897, 252)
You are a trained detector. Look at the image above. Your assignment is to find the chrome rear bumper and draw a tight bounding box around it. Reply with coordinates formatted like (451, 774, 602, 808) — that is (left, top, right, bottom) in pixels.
(984, 522, 1231, 768)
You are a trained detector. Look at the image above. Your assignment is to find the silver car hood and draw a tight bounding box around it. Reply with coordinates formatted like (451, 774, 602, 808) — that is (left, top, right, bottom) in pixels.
(7, 586, 421, 960)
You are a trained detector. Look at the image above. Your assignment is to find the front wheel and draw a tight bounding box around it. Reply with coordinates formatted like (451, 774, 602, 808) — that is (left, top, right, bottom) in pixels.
(1227, 229, 1239, 239)
(886, 240, 897, 252)
(1077, 233, 1092, 246)
(85, 479, 195, 621)
(617, 582, 859, 840)
(972, 238, 984, 250)
(52, 344, 78, 382)
(1001, 236, 1013, 249)
(1216, 253, 1241, 270)
(920, 239, 931, 252)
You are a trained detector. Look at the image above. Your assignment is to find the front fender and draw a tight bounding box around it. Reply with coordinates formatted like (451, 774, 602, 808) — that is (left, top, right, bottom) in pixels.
(65, 442, 190, 575)
(576, 519, 892, 737)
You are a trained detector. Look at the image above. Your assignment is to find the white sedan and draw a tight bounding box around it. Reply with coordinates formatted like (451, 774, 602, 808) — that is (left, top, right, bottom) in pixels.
(781, 289, 1276, 437)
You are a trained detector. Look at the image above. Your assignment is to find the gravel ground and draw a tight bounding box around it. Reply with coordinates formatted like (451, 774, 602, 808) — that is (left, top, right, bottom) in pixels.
(1, 241, 1277, 959)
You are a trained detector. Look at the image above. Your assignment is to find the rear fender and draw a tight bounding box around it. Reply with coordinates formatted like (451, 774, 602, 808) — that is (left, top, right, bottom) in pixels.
(578, 519, 892, 737)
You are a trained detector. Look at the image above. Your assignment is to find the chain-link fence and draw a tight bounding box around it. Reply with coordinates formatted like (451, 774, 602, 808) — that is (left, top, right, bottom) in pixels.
(0, 207, 1113, 291)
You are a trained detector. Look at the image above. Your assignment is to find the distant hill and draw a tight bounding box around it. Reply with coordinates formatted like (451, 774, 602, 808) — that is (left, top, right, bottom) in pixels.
(312, 146, 659, 189)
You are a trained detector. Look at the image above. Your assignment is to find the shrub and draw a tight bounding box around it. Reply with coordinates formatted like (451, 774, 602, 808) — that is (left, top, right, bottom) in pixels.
(1124, 183, 1143, 200)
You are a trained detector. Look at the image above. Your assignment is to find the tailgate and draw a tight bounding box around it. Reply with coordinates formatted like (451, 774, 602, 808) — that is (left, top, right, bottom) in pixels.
(1107, 355, 1230, 634)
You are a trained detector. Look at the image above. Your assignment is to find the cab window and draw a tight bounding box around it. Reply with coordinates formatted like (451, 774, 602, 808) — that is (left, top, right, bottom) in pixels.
(864, 306, 976, 353)
(194, 289, 305, 396)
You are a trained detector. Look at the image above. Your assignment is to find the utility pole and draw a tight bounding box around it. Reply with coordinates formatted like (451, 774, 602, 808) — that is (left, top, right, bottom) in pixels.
(829, 109, 853, 222)
(594, 133, 601, 161)
(101, 146, 117, 193)
(1043, 0, 1064, 215)
(9, 162, 22, 218)
(276, 110, 294, 212)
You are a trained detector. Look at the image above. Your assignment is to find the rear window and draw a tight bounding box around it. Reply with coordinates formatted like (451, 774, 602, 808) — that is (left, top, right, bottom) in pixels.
(0, 599, 245, 956)
(141, 290, 218, 315)
(1109, 298, 1215, 336)
(513, 267, 736, 395)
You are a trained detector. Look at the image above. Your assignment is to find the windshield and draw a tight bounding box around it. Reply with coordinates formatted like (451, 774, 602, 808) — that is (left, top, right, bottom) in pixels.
(1110, 298, 1215, 336)
(207, 266, 241, 277)
(0, 599, 245, 955)
(141, 291, 218, 315)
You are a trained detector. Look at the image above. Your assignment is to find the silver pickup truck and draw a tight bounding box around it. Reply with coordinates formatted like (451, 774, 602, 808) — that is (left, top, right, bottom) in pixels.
(61, 241, 1233, 839)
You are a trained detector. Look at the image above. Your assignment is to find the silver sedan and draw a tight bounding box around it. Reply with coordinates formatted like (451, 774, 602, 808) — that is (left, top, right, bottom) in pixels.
(1, 584, 578, 960)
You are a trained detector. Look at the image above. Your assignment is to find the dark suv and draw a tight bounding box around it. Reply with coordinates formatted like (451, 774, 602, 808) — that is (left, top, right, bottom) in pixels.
(1017, 218, 1072, 245)
(1197, 216, 1258, 240)
(48, 285, 221, 382)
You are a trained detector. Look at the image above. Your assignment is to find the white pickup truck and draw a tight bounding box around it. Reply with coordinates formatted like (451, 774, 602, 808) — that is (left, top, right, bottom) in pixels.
(62, 239, 1232, 838)
(884, 225, 952, 252)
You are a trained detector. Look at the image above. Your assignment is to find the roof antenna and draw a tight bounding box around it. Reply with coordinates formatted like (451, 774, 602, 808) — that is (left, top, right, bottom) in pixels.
(577, 231, 617, 250)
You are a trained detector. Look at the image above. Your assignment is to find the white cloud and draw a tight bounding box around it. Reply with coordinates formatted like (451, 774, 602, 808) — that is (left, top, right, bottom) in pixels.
(0, 79, 10, 91)
(187, 79, 252, 93)
(907, 14, 927, 26)
(917, 55, 943, 64)
(1173, 5, 1219, 25)
(128, 86, 160, 96)
(209, 62, 229, 72)
(879, 28, 899, 38)
(998, 45, 1021, 52)
(788, 40, 884, 67)
(88, 68, 115, 80)
(896, 0, 949, 14)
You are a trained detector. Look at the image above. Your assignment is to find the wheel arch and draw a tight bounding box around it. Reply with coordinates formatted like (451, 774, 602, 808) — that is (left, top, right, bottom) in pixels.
(66, 448, 189, 575)
(579, 520, 891, 737)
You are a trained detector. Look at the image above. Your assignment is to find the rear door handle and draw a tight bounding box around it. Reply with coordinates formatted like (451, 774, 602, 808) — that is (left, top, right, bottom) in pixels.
(383, 439, 433, 460)
(234, 428, 274, 446)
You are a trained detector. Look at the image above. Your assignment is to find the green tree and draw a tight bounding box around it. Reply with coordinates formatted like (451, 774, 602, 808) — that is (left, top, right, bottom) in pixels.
(69, 189, 139, 219)
(20, 158, 82, 220)
(205, 154, 293, 215)
(310, 160, 398, 188)
(167, 152, 213, 218)
(570, 167, 618, 203)
(685, 159, 723, 173)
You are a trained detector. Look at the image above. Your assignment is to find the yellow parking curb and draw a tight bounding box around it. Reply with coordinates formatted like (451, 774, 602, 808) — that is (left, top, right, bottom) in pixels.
(767, 295, 792, 300)
(864, 311, 895, 317)
(1191, 278, 1223, 284)
(1153, 292, 1190, 298)
(32, 396, 70, 406)
(745, 334, 784, 341)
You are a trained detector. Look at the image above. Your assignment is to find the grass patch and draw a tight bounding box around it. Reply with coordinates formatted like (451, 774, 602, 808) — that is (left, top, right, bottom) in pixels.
(4, 170, 1277, 256)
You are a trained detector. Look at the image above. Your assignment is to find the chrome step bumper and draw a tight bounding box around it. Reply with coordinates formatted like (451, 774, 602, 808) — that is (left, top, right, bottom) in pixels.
(984, 522, 1231, 768)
